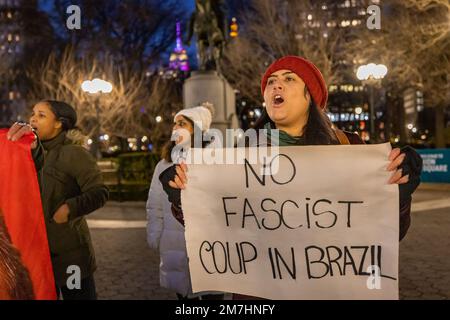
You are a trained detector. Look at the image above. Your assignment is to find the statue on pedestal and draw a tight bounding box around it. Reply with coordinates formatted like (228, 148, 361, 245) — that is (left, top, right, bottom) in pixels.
(187, 0, 227, 72)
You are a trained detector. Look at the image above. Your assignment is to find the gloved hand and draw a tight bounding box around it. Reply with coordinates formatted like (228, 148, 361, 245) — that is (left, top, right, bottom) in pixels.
(159, 165, 181, 208)
(399, 146, 423, 206)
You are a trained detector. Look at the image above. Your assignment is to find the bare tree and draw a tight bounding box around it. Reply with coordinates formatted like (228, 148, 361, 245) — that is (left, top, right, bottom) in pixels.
(346, 0, 449, 146)
(49, 0, 185, 72)
(0, 51, 19, 126)
(0, 52, 11, 74)
(0, 52, 10, 79)
(26, 48, 182, 150)
(220, 0, 346, 105)
(20, 0, 187, 151)
(403, 0, 450, 148)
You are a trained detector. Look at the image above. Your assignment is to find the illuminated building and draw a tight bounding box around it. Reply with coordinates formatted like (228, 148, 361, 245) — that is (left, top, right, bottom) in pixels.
(169, 21, 190, 73)
(229, 17, 238, 38)
(0, 0, 38, 126)
(299, 0, 383, 141)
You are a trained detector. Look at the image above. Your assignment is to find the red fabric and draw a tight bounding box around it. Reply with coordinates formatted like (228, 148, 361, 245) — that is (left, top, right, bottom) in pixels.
(0, 129, 57, 300)
(261, 55, 328, 109)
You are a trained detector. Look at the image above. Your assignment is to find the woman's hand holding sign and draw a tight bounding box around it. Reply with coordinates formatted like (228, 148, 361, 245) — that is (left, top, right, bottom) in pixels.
(169, 162, 188, 190)
(169, 148, 409, 190)
(168, 148, 410, 189)
(387, 148, 409, 185)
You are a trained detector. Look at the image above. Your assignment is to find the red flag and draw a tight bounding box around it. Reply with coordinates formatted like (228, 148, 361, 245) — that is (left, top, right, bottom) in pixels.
(0, 129, 57, 300)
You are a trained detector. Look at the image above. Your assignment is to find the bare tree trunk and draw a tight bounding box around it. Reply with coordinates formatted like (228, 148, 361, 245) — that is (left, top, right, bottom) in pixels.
(385, 93, 393, 142)
(27, 47, 181, 149)
(398, 98, 407, 144)
(435, 104, 446, 148)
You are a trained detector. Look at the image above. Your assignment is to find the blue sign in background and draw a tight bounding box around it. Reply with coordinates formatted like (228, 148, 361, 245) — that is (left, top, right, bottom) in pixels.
(417, 149, 450, 183)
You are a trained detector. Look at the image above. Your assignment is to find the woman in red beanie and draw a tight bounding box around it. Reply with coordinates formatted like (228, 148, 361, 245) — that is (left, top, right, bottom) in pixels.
(167, 56, 423, 299)
(172, 55, 421, 236)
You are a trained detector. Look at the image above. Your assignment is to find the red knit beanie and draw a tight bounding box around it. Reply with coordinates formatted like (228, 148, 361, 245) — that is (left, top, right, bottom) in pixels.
(261, 56, 328, 110)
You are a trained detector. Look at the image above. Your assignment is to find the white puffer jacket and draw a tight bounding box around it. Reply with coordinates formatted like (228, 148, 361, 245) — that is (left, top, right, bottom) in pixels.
(146, 159, 194, 296)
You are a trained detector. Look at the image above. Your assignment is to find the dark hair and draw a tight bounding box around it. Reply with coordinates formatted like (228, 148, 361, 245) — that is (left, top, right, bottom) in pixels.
(0, 210, 35, 300)
(42, 100, 77, 131)
(254, 87, 338, 145)
(162, 141, 176, 162)
(161, 117, 212, 162)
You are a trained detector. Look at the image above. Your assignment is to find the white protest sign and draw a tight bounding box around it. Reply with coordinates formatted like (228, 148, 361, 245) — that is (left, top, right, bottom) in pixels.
(181, 143, 399, 300)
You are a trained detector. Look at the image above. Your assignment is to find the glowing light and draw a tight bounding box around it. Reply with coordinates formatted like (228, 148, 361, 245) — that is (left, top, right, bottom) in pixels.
(169, 22, 190, 72)
(82, 79, 113, 94)
(230, 17, 239, 38)
(356, 64, 388, 81)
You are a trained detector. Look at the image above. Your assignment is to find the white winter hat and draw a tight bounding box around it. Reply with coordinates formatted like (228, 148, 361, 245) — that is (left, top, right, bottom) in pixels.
(175, 103, 214, 132)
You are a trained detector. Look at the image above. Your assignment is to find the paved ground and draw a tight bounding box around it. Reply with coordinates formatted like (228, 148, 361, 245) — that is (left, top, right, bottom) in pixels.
(87, 202, 175, 300)
(399, 186, 450, 300)
(87, 184, 450, 300)
(399, 207, 450, 300)
(91, 228, 175, 300)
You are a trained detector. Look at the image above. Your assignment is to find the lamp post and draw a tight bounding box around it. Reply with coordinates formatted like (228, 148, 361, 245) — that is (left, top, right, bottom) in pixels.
(81, 78, 113, 159)
(356, 63, 388, 143)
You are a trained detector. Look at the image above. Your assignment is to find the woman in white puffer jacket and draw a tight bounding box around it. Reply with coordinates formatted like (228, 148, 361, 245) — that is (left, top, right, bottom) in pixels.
(146, 105, 224, 299)
(146, 158, 194, 297)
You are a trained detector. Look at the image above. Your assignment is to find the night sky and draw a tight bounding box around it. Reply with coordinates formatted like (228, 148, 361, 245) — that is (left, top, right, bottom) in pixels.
(37, 0, 198, 68)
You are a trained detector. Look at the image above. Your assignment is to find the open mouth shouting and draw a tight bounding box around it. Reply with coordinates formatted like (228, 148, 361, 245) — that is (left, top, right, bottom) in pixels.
(272, 94, 285, 107)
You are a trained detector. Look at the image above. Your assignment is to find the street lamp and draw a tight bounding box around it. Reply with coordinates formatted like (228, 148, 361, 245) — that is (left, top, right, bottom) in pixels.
(356, 63, 388, 143)
(81, 78, 113, 158)
(82, 79, 113, 94)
